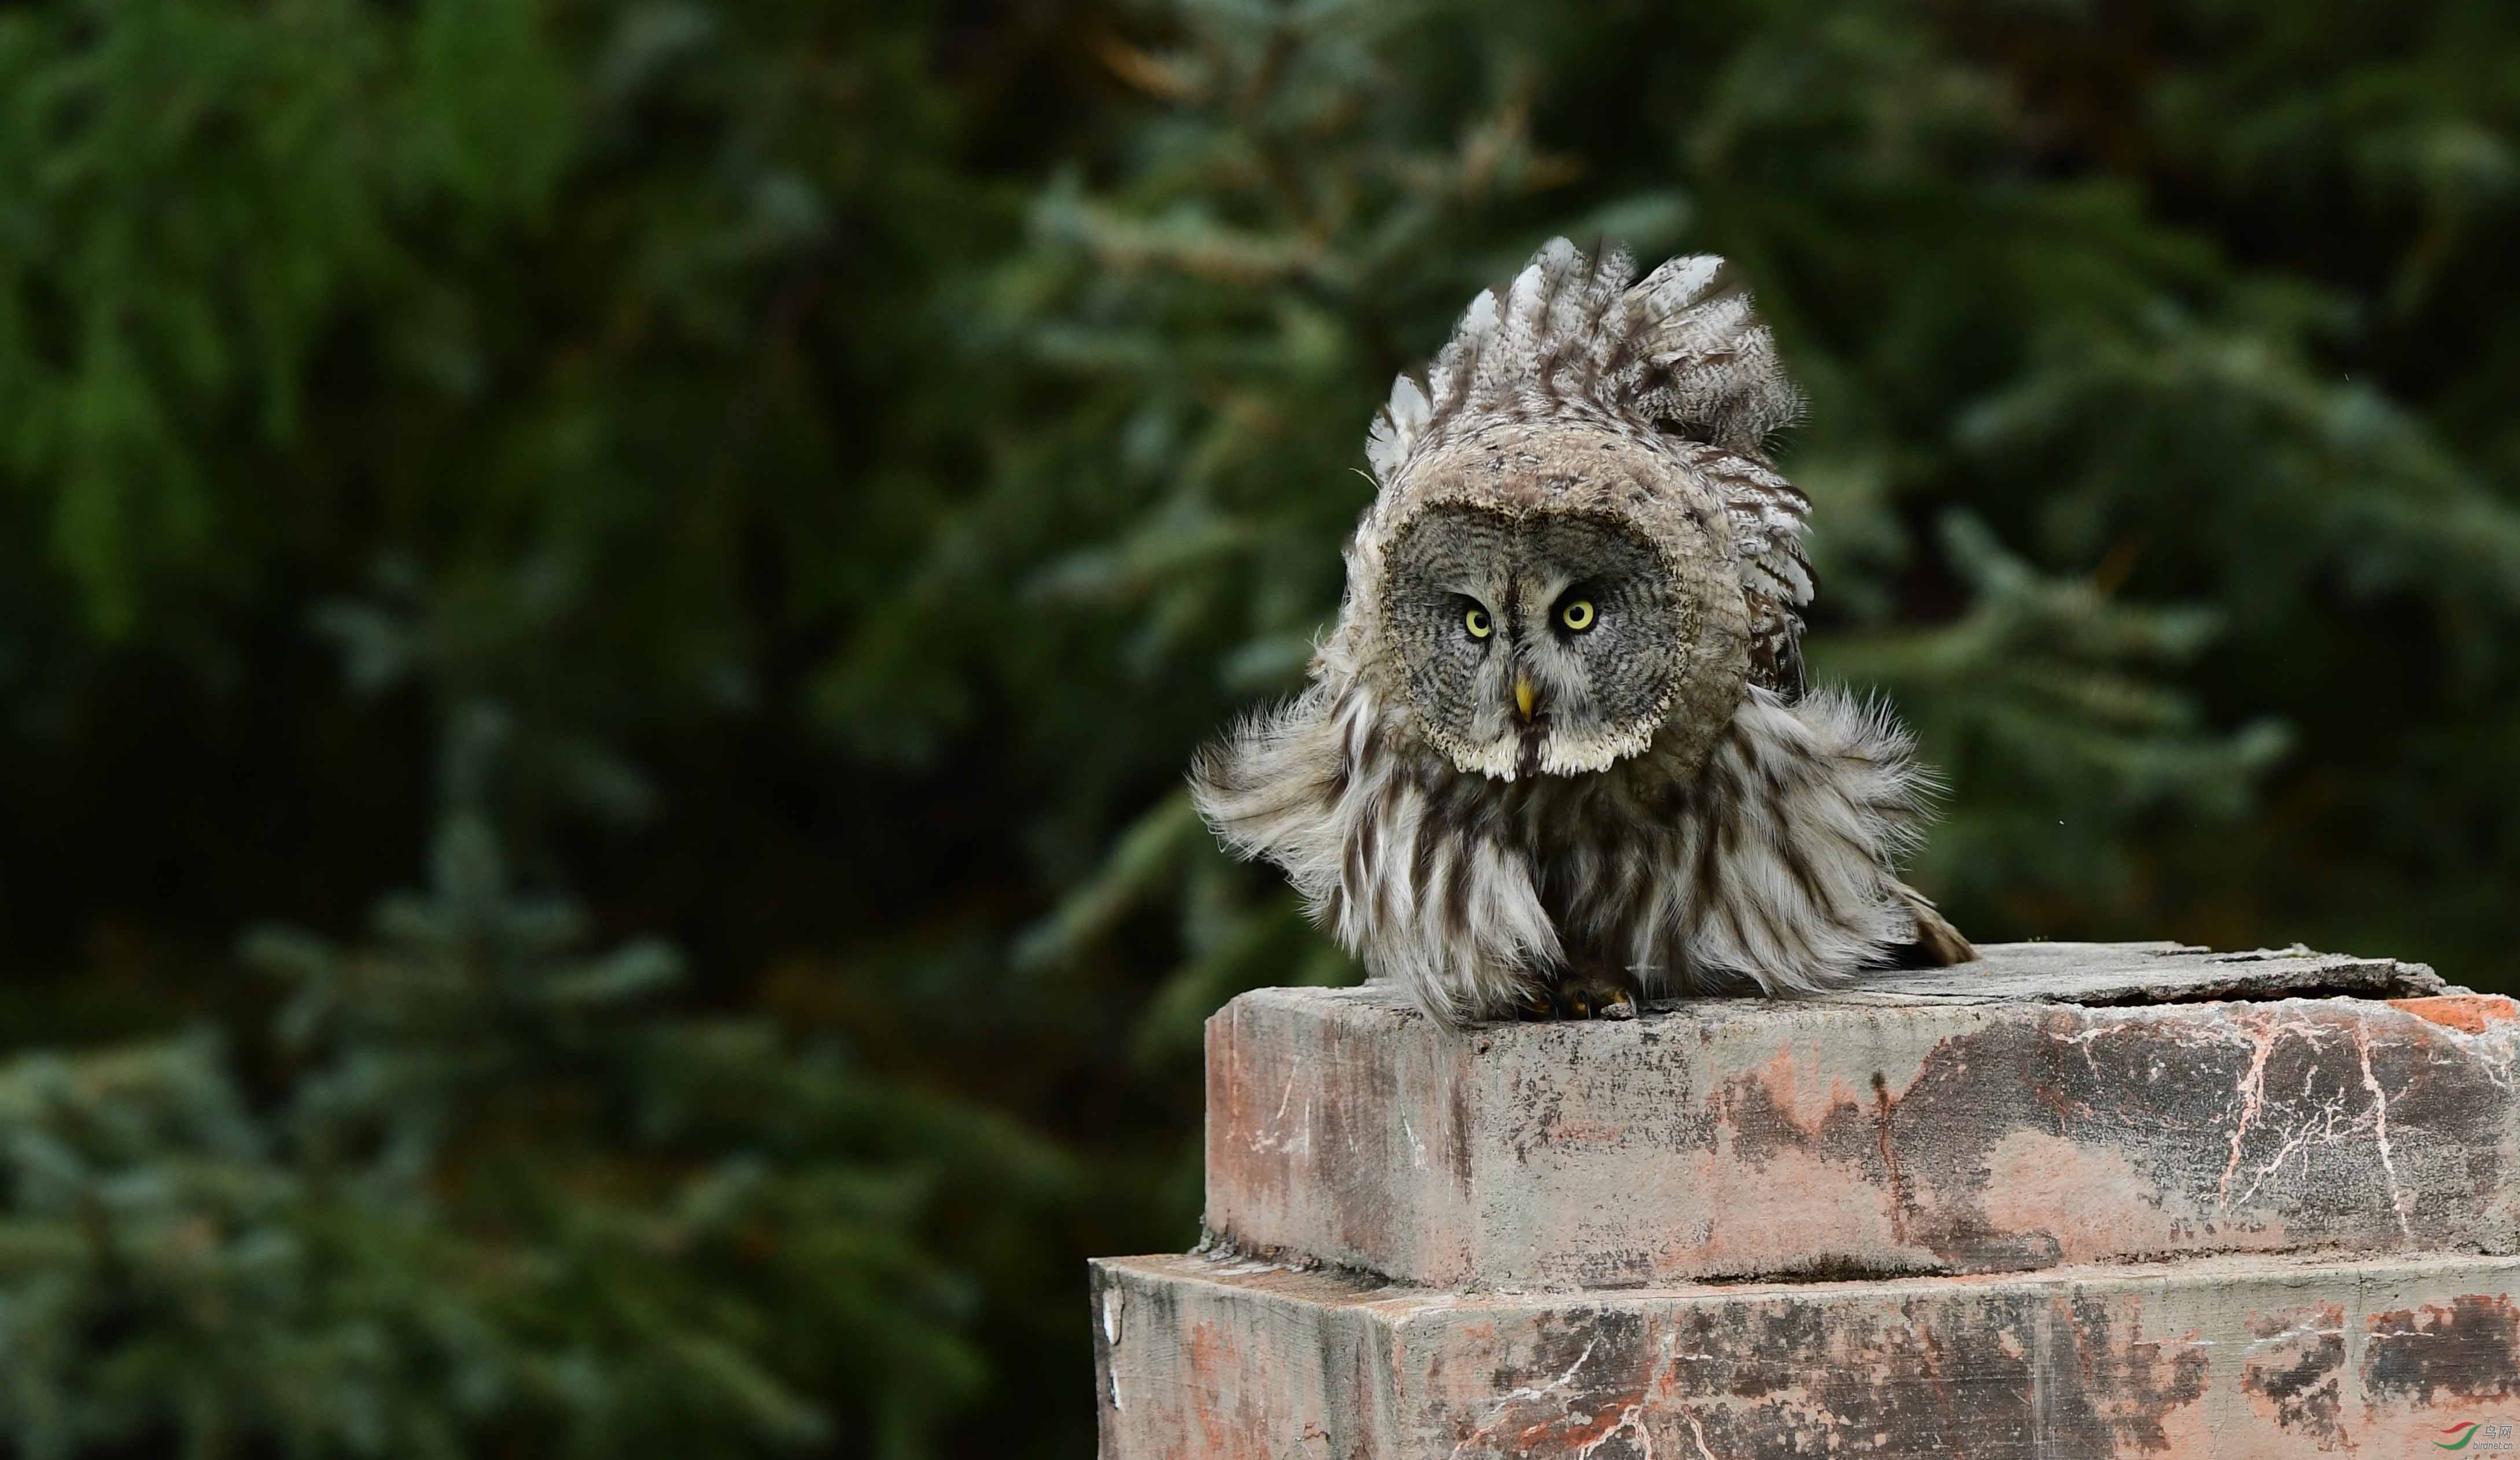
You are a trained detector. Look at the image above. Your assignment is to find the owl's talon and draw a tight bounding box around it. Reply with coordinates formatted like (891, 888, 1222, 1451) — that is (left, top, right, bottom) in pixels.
(1515, 988, 1554, 1021)
(1551, 972, 1640, 1021)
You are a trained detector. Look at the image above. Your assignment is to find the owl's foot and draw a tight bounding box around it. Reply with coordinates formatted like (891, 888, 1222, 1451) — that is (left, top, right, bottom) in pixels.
(1516, 969, 1640, 1021)
(1886, 880, 1976, 968)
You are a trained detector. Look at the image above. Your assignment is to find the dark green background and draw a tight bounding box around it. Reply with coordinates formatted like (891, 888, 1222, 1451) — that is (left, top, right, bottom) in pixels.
(2, 0, 2515, 1455)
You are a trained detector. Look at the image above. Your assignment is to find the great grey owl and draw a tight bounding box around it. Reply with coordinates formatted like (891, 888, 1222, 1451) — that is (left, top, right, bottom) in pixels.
(1191, 239, 1972, 1025)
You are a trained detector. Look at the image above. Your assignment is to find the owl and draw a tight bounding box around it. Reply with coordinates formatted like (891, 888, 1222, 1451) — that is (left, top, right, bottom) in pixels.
(1191, 238, 1972, 1024)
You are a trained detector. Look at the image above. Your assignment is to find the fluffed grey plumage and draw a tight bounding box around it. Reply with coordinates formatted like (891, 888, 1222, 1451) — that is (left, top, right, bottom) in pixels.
(1192, 239, 1971, 1025)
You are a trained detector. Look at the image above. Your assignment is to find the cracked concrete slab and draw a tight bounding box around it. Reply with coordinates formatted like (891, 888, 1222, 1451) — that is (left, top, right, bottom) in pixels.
(1093, 1249, 2520, 1459)
(1205, 943, 2519, 1289)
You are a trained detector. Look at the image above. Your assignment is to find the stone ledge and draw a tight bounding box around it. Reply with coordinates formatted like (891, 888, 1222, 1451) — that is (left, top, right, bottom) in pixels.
(1206, 943, 2518, 1290)
(1094, 1249, 2520, 1459)
(1785, 939, 2453, 1006)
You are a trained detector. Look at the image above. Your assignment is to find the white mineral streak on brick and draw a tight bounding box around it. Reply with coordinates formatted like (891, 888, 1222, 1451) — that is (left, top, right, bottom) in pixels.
(1246, 1068, 1316, 1160)
(1573, 1405, 1653, 1459)
(2245, 1311, 2341, 1354)
(2352, 1021, 2416, 1241)
(2189, 1004, 2420, 1230)
(2215, 1008, 2299, 1211)
(1676, 1407, 1716, 1460)
(1446, 1336, 1599, 1458)
(2228, 1081, 2351, 1209)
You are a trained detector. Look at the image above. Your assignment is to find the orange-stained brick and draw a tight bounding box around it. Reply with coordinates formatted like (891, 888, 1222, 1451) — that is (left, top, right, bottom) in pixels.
(2388, 993, 2518, 1034)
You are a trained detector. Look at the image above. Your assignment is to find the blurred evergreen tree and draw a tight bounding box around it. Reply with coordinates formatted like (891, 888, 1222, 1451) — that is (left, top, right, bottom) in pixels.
(0, 0, 2515, 1455)
(2, 590, 1066, 1457)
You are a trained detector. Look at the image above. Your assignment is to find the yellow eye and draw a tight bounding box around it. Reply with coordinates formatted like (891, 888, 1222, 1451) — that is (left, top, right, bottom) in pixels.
(1464, 607, 1492, 639)
(1560, 599, 1596, 632)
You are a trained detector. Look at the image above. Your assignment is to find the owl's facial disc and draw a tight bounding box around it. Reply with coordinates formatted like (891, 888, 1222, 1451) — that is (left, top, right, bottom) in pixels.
(1380, 506, 1689, 779)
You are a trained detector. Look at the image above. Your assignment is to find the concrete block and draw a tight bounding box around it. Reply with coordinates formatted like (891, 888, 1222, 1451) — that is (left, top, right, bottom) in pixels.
(1206, 942, 2518, 1289)
(1094, 1249, 2520, 1459)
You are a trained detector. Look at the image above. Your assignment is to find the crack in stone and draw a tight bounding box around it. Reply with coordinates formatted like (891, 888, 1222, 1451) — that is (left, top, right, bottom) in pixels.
(1677, 1407, 1716, 1460)
(2352, 1023, 2415, 1243)
(2213, 1010, 2333, 1215)
(2216, 1013, 2285, 1212)
(1447, 1336, 1601, 1458)
(1575, 1403, 1654, 1458)
(2231, 1085, 2361, 1209)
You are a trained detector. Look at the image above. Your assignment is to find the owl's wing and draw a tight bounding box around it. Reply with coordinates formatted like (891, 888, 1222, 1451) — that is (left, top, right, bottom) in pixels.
(1602, 255, 1803, 456)
(1605, 255, 1815, 697)
(1368, 245, 1807, 486)
(1682, 443, 1814, 698)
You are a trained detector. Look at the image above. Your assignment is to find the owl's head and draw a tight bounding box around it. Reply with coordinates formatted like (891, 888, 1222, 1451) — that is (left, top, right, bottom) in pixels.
(1351, 239, 1808, 782)
(1373, 426, 1748, 780)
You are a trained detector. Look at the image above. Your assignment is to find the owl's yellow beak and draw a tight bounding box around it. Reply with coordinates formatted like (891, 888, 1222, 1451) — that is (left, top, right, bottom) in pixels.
(1513, 673, 1537, 721)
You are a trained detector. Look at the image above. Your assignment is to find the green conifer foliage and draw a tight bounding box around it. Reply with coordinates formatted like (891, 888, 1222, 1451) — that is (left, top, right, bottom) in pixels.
(0, 0, 2514, 1455)
(4, 665, 1065, 1456)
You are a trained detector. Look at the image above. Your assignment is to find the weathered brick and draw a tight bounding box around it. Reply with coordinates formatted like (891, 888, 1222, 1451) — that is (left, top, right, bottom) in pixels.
(1205, 942, 2518, 1289)
(1093, 1249, 2520, 1459)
